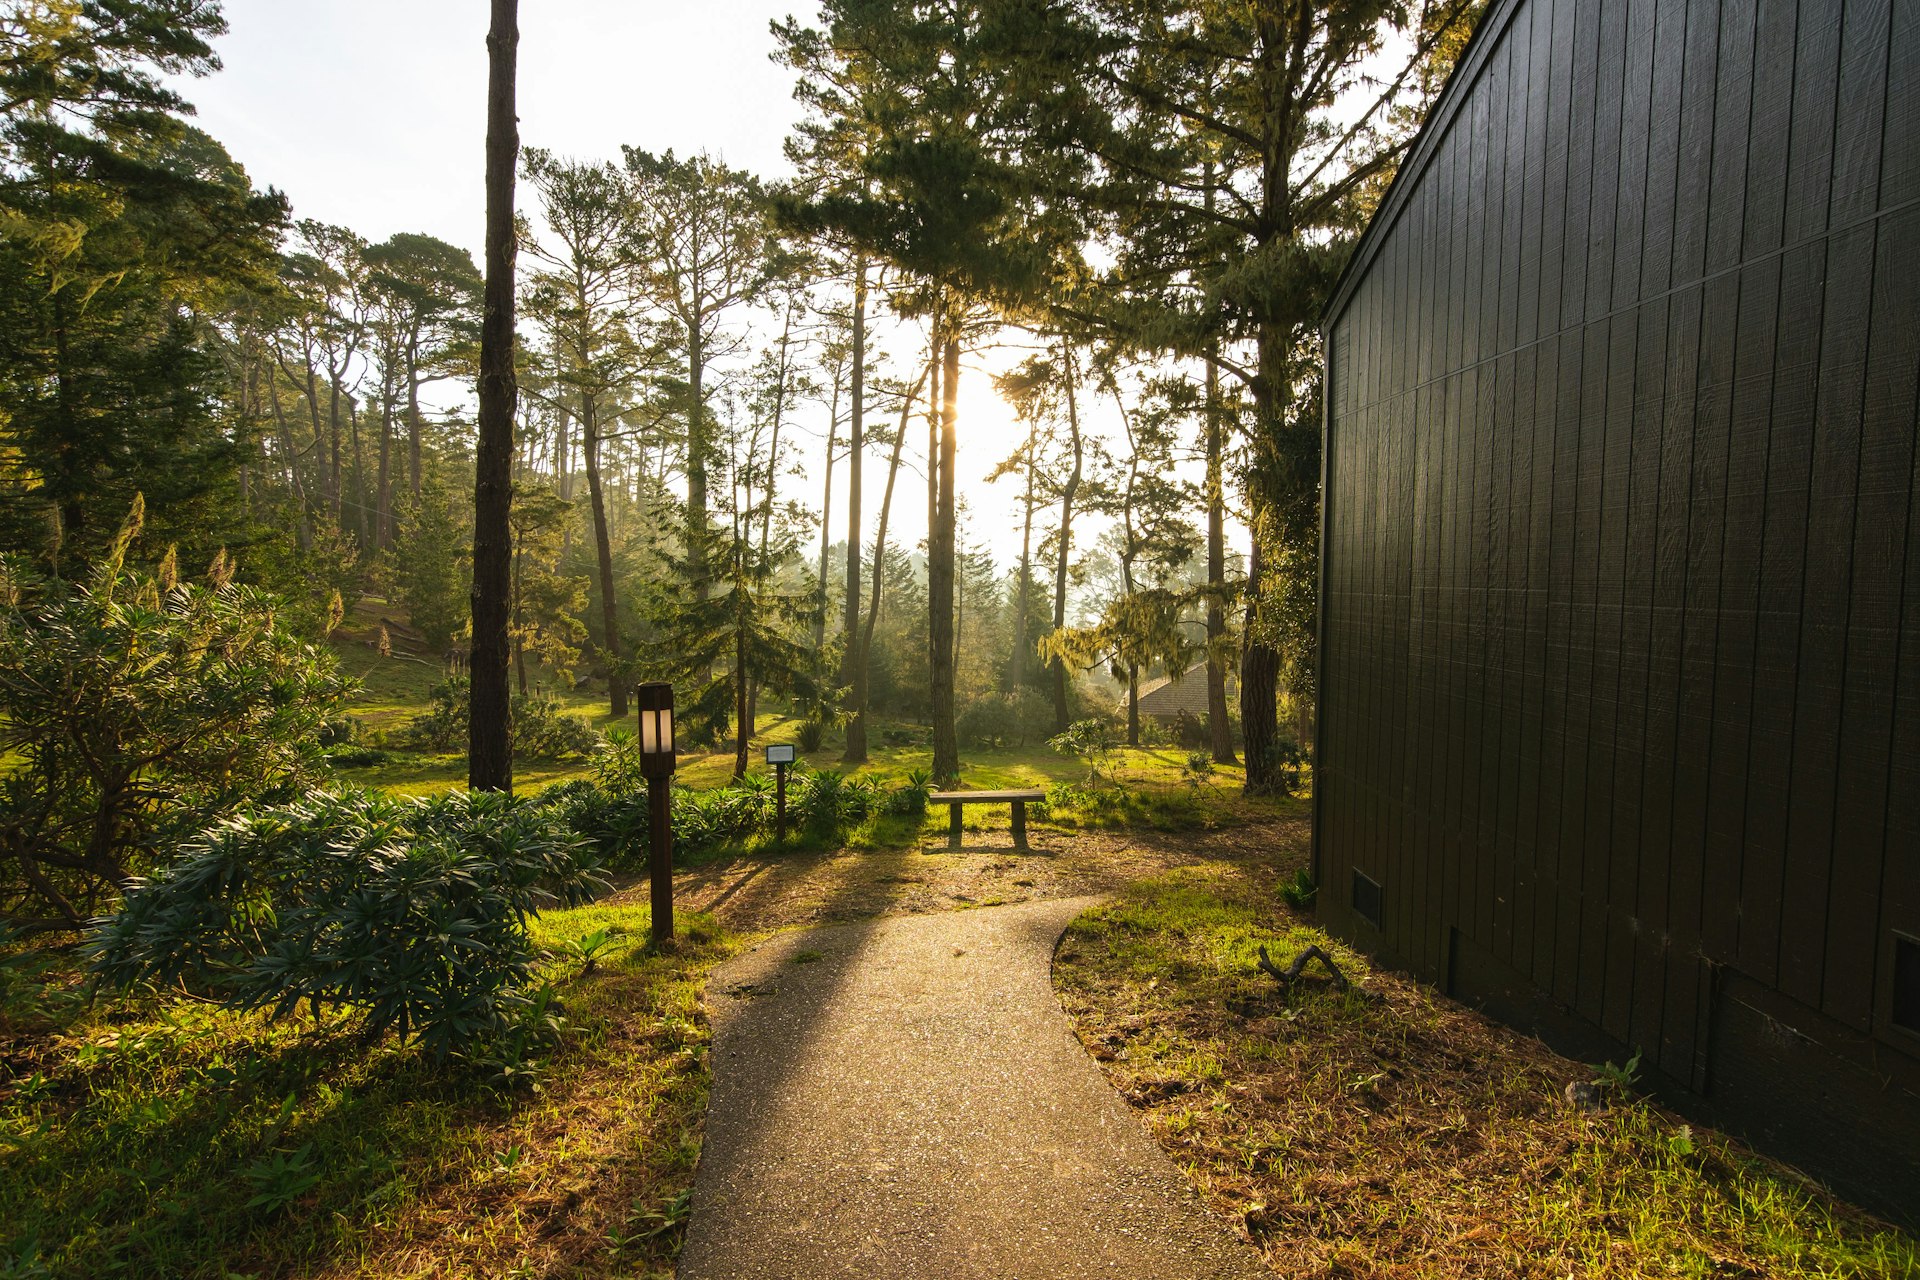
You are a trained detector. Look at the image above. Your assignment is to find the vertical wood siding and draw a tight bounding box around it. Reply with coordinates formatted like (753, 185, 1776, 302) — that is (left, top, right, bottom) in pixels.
(1320, 0, 1920, 1210)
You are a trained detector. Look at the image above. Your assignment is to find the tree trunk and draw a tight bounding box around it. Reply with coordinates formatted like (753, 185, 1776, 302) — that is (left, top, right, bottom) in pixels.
(1010, 429, 1035, 692)
(1239, 532, 1282, 795)
(469, 0, 519, 794)
(1127, 661, 1140, 747)
(268, 377, 313, 552)
(847, 360, 929, 764)
(687, 323, 709, 597)
(1240, 311, 1291, 794)
(1204, 350, 1236, 763)
(583, 391, 626, 717)
(929, 330, 960, 782)
(758, 304, 795, 564)
(734, 581, 751, 780)
(347, 394, 369, 547)
(325, 371, 344, 522)
(298, 360, 335, 517)
(406, 329, 424, 502)
(1050, 343, 1082, 732)
(374, 365, 396, 551)
(815, 355, 841, 653)
(840, 256, 867, 695)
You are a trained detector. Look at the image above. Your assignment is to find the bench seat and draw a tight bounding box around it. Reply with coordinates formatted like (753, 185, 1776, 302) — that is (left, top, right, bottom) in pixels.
(927, 789, 1045, 850)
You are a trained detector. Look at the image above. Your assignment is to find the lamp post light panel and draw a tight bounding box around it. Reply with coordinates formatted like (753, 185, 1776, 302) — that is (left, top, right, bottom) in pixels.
(765, 744, 796, 766)
(636, 682, 676, 778)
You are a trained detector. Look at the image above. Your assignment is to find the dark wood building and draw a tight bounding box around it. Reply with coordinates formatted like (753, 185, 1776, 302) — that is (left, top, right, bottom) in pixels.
(1316, 0, 1920, 1220)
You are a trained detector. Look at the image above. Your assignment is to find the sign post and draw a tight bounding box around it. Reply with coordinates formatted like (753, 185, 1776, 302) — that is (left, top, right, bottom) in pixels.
(766, 743, 796, 842)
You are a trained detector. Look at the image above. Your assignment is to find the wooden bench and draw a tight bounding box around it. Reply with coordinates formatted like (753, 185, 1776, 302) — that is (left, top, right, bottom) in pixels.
(928, 789, 1045, 851)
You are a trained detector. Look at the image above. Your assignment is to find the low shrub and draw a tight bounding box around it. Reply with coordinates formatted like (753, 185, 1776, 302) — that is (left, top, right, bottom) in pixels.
(795, 719, 826, 752)
(1048, 718, 1119, 784)
(324, 744, 395, 769)
(792, 769, 882, 834)
(880, 768, 933, 818)
(957, 695, 1020, 749)
(1266, 734, 1309, 797)
(90, 789, 608, 1059)
(537, 778, 646, 868)
(396, 678, 601, 760)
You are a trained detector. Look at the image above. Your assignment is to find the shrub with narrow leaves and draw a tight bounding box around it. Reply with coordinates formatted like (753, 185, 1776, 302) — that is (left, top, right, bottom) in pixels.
(90, 789, 607, 1058)
(0, 520, 350, 931)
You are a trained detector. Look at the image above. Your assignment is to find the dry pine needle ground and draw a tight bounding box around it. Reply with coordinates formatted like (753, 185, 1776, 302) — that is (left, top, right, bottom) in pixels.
(1052, 863, 1919, 1280)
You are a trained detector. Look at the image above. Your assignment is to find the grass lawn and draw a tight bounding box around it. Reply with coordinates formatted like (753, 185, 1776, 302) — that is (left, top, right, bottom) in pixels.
(1052, 865, 1919, 1279)
(0, 907, 734, 1280)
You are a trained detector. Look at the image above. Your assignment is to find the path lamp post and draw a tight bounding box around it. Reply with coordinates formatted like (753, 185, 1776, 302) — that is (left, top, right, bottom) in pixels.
(765, 743, 796, 841)
(637, 681, 676, 946)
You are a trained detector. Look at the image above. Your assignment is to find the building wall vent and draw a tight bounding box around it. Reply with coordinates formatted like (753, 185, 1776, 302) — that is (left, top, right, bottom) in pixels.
(1895, 934, 1920, 1035)
(1352, 870, 1383, 930)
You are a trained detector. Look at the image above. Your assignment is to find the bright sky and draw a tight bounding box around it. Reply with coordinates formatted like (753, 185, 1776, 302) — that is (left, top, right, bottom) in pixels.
(174, 0, 1217, 576)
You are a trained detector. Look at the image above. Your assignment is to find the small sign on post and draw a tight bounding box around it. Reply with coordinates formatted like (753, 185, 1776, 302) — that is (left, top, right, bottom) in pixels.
(765, 743, 797, 841)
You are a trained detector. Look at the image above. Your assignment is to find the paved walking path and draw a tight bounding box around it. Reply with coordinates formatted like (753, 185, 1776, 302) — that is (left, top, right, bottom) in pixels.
(679, 896, 1268, 1280)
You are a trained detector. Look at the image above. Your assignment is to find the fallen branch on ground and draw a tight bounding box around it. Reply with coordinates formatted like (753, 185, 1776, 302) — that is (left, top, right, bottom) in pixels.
(1256, 943, 1350, 992)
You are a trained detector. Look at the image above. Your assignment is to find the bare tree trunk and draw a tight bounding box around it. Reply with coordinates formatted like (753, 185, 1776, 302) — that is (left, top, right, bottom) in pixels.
(469, 0, 519, 794)
(1050, 343, 1082, 732)
(814, 360, 841, 652)
(760, 303, 796, 563)
(847, 360, 929, 764)
(554, 336, 573, 500)
(687, 323, 709, 598)
(374, 365, 396, 551)
(583, 391, 626, 717)
(840, 256, 867, 690)
(1204, 350, 1236, 763)
(1010, 427, 1035, 691)
(734, 575, 751, 780)
(347, 394, 369, 547)
(268, 377, 313, 552)
(407, 329, 425, 503)
(929, 328, 960, 782)
(325, 373, 344, 523)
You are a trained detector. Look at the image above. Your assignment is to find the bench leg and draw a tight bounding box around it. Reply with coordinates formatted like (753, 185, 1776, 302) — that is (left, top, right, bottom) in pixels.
(1011, 800, 1028, 851)
(949, 802, 963, 850)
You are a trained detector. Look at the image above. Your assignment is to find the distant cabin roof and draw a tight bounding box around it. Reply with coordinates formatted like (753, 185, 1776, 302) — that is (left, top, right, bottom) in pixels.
(1130, 665, 1231, 719)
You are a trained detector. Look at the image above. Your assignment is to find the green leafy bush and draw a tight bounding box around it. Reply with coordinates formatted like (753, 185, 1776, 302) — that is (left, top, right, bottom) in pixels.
(795, 719, 825, 753)
(672, 784, 767, 855)
(1047, 718, 1119, 784)
(792, 769, 881, 834)
(957, 695, 1020, 749)
(324, 745, 396, 769)
(1265, 734, 1309, 797)
(537, 779, 644, 868)
(0, 523, 350, 931)
(396, 678, 601, 760)
(880, 768, 933, 818)
(90, 789, 607, 1058)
